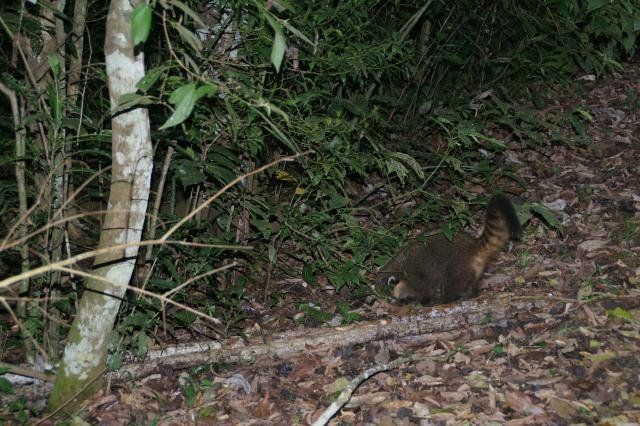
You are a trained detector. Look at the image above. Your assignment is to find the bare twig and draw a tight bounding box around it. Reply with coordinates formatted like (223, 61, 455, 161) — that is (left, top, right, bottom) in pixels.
(146, 146, 174, 261)
(55, 264, 237, 325)
(312, 354, 429, 426)
(0, 239, 248, 290)
(0, 298, 48, 362)
(0, 361, 55, 383)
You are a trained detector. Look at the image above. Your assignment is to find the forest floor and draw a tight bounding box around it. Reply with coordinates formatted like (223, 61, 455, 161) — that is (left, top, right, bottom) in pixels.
(28, 61, 640, 424)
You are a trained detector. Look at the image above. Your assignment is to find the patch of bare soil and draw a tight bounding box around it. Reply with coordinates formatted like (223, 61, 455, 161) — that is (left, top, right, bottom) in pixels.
(28, 61, 640, 425)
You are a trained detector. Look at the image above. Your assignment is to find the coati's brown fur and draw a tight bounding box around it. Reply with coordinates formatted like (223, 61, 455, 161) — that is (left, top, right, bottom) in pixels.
(377, 194, 521, 305)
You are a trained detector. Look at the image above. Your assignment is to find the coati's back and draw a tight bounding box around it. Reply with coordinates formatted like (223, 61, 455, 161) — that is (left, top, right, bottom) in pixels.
(378, 194, 521, 304)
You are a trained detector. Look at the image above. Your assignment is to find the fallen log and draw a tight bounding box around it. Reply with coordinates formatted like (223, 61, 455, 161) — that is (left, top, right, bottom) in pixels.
(4, 291, 566, 405)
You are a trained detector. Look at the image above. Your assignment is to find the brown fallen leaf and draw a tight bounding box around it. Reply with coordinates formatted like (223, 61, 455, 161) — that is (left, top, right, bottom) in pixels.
(252, 392, 275, 418)
(505, 391, 545, 415)
(440, 390, 467, 403)
(345, 391, 389, 408)
(547, 396, 578, 419)
(577, 239, 608, 253)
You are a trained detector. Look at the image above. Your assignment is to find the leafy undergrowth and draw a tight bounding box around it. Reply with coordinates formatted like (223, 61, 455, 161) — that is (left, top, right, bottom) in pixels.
(9, 60, 640, 426)
(59, 61, 640, 426)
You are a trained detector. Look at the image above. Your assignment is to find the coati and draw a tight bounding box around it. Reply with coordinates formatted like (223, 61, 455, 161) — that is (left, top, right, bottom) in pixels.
(377, 194, 521, 305)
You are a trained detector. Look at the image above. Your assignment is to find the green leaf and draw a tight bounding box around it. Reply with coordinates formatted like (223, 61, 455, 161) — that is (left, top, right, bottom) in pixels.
(279, 19, 315, 48)
(47, 54, 61, 78)
(174, 159, 206, 187)
(606, 307, 634, 322)
(168, 83, 195, 105)
(174, 22, 202, 53)
(48, 85, 61, 127)
(268, 244, 277, 263)
(148, 278, 177, 291)
(182, 384, 197, 407)
(336, 301, 360, 324)
(136, 66, 168, 92)
(392, 152, 425, 180)
(173, 310, 197, 326)
(160, 83, 196, 130)
(252, 219, 272, 239)
(132, 4, 153, 45)
(302, 263, 316, 285)
(530, 203, 564, 236)
(299, 303, 333, 323)
(0, 377, 13, 394)
(112, 93, 156, 114)
(195, 83, 218, 101)
(442, 223, 456, 241)
(586, 0, 608, 12)
(122, 312, 149, 329)
(384, 158, 409, 184)
(107, 350, 124, 370)
(266, 16, 286, 72)
(137, 330, 148, 360)
(271, 29, 286, 72)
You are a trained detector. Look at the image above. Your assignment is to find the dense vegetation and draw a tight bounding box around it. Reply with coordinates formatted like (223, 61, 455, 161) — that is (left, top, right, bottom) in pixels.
(0, 0, 638, 397)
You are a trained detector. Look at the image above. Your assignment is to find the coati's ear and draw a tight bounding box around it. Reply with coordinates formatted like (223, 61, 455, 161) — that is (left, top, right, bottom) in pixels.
(386, 275, 397, 285)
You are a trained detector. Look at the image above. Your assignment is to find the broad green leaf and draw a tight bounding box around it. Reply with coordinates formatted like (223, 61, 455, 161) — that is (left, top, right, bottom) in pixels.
(392, 152, 425, 180)
(586, 0, 607, 12)
(112, 93, 155, 114)
(252, 219, 272, 239)
(48, 85, 61, 127)
(168, 83, 195, 104)
(271, 28, 286, 72)
(195, 83, 217, 101)
(122, 312, 149, 328)
(385, 158, 409, 184)
(607, 307, 634, 321)
(160, 83, 196, 130)
(280, 19, 315, 48)
(107, 350, 124, 370)
(174, 159, 206, 186)
(47, 54, 61, 77)
(136, 66, 168, 92)
(137, 331, 148, 360)
(174, 22, 202, 53)
(185, 146, 197, 161)
(265, 15, 286, 72)
(531, 203, 564, 236)
(0, 377, 12, 394)
(132, 4, 153, 45)
(302, 263, 316, 285)
(148, 278, 177, 290)
(268, 244, 277, 263)
(299, 303, 332, 322)
(172, 310, 196, 326)
(442, 223, 456, 241)
(623, 34, 636, 54)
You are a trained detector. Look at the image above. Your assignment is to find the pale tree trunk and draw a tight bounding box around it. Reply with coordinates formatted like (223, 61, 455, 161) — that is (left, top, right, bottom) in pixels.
(48, 0, 152, 412)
